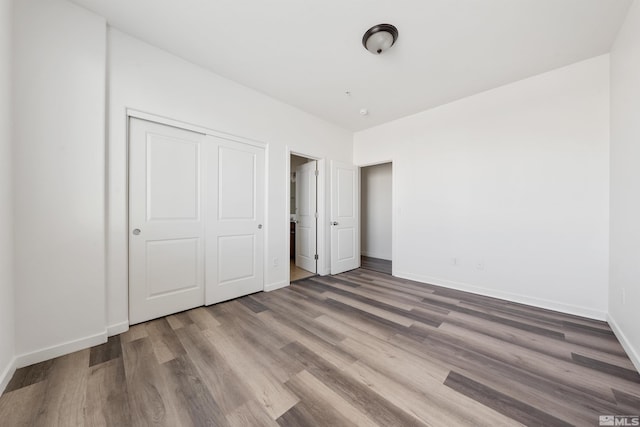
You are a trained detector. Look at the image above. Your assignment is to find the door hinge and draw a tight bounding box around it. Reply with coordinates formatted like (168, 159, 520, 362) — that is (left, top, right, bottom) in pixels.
(314, 212, 319, 218)
(314, 254, 319, 260)
(314, 170, 319, 176)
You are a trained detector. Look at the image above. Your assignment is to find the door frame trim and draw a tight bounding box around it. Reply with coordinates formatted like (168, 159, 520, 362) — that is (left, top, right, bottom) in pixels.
(286, 148, 328, 280)
(356, 159, 394, 277)
(127, 109, 268, 148)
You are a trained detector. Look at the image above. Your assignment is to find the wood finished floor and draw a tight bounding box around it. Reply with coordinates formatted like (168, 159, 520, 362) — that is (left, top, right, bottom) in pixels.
(289, 260, 315, 282)
(361, 255, 392, 275)
(2, 269, 640, 426)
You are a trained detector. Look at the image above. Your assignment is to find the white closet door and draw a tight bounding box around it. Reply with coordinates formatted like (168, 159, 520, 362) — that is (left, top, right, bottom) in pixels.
(129, 118, 206, 324)
(205, 136, 265, 305)
(295, 161, 317, 273)
(330, 161, 360, 274)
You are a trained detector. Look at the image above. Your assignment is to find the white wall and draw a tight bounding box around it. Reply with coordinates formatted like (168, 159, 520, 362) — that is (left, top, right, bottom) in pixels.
(354, 55, 610, 319)
(0, 0, 14, 391)
(361, 163, 392, 260)
(12, 0, 107, 364)
(609, 0, 640, 370)
(106, 30, 352, 332)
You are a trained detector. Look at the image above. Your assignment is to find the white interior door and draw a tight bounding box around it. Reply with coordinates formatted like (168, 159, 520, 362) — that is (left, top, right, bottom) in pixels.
(330, 161, 360, 274)
(206, 136, 265, 305)
(295, 161, 317, 273)
(129, 118, 206, 324)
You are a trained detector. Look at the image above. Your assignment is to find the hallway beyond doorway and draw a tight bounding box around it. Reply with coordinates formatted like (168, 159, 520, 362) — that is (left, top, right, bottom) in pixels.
(290, 259, 315, 282)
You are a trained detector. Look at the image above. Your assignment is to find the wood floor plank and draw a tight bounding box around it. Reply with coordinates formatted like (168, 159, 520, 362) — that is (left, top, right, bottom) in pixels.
(283, 370, 379, 427)
(346, 360, 524, 427)
(424, 297, 566, 339)
(324, 292, 416, 327)
(613, 388, 640, 412)
(309, 278, 445, 327)
(206, 302, 303, 382)
(209, 300, 293, 350)
(185, 306, 221, 330)
(122, 337, 182, 426)
(257, 310, 356, 370)
(227, 399, 280, 427)
(237, 295, 269, 314)
(4, 359, 54, 393)
(145, 318, 187, 364)
(174, 324, 251, 415)
(31, 349, 90, 426)
(202, 327, 300, 419)
(249, 288, 326, 321)
(89, 335, 123, 367)
(444, 371, 572, 427)
(388, 331, 629, 423)
(340, 274, 438, 301)
(256, 292, 354, 345)
(308, 276, 416, 310)
(360, 256, 392, 275)
(427, 322, 618, 401)
(443, 311, 636, 370)
(85, 357, 132, 427)
(161, 355, 229, 427)
(571, 353, 640, 382)
(0, 382, 46, 426)
(564, 329, 630, 357)
(281, 341, 429, 427)
(276, 400, 357, 427)
(120, 323, 148, 343)
(315, 315, 449, 384)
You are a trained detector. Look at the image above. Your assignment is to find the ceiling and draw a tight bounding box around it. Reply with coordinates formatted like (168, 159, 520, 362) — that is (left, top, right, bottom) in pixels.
(70, 0, 632, 131)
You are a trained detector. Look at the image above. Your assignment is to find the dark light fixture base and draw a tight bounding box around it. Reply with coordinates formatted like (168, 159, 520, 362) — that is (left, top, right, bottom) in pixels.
(362, 23, 399, 54)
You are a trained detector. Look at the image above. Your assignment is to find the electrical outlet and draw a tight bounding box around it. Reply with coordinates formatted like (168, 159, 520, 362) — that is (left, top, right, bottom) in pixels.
(451, 257, 458, 266)
(273, 257, 279, 267)
(476, 261, 484, 271)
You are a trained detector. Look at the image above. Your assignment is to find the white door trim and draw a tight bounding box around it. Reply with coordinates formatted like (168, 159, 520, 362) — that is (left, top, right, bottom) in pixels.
(127, 109, 267, 149)
(358, 159, 395, 276)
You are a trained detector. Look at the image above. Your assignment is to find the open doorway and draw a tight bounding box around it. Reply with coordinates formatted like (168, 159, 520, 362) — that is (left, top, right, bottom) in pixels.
(290, 154, 317, 281)
(360, 162, 392, 275)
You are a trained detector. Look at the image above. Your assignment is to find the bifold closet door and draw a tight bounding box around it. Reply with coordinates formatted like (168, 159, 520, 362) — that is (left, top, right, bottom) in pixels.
(205, 136, 265, 305)
(129, 118, 206, 324)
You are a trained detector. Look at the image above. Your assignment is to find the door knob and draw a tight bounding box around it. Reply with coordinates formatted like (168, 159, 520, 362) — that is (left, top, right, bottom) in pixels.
(132, 228, 141, 235)
(331, 221, 339, 226)
(258, 224, 263, 229)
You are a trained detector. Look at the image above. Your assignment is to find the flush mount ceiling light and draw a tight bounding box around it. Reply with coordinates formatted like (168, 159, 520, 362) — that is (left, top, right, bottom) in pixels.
(362, 23, 398, 54)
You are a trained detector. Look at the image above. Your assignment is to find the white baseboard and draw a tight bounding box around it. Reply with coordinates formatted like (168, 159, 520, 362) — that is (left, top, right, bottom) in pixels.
(14, 330, 108, 369)
(0, 356, 16, 394)
(107, 321, 129, 337)
(394, 271, 607, 321)
(264, 280, 289, 292)
(608, 314, 640, 373)
(319, 267, 331, 276)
